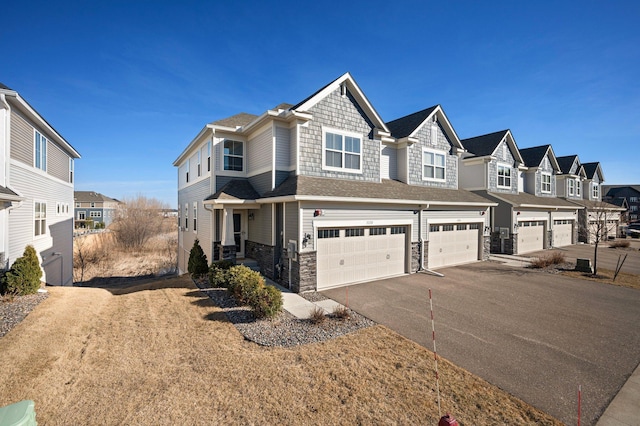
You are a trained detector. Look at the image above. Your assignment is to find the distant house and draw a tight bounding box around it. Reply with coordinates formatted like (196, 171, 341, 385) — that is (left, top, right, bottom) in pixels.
(74, 191, 120, 228)
(0, 83, 81, 286)
(603, 185, 640, 223)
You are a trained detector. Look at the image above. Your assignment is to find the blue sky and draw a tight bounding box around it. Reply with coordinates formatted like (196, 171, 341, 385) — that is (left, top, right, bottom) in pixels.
(3, 1, 638, 208)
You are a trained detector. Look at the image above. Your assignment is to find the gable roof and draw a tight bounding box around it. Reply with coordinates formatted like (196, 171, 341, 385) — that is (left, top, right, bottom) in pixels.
(519, 145, 560, 171)
(0, 82, 11, 90)
(210, 112, 258, 128)
(603, 185, 640, 197)
(581, 162, 604, 181)
(260, 175, 496, 206)
(386, 105, 463, 150)
(74, 191, 120, 203)
(206, 179, 261, 202)
(461, 129, 524, 164)
(556, 155, 580, 174)
(290, 72, 389, 132)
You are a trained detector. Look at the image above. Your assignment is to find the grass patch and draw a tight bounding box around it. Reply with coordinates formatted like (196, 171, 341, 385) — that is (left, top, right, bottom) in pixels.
(309, 306, 326, 324)
(562, 268, 640, 289)
(332, 305, 351, 320)
(530, 252, 566, 268)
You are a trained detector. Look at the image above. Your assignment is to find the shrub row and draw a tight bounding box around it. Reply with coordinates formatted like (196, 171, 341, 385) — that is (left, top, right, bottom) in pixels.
(207, 261, 282, 319)
(530, 252, 566, 268)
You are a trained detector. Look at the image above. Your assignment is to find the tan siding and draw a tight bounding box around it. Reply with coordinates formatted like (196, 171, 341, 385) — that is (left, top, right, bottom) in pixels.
(10, 110, 33, 165)
(248, 204, 272, 245)
(49, 141, 69, 182)
(284, 202, 298, 243)
(248, 127, 272, 173)
(177, 178, 212, 270)
(275, 125, 290, 169)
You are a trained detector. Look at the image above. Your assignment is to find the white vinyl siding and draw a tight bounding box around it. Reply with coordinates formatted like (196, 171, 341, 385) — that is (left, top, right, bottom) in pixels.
(381, 144, 398, 180)
(10, 109, 34, 165)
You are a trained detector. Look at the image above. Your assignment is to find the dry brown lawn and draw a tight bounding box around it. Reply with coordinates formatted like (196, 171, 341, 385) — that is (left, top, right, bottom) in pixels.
(0, 275, 560, 425)
(562, 268, 640, 289)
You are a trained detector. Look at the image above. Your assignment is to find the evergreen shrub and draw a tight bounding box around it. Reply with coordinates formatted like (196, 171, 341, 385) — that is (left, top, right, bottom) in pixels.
(1, 245, 42, 295)
(188, 239, 208, 276)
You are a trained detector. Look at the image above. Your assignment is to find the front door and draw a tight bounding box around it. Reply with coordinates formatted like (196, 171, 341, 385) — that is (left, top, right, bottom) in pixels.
(233, 212, 246, 257)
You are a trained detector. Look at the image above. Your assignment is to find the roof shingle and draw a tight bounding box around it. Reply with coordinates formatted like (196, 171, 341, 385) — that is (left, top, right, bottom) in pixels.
(461, 130, 509, 157)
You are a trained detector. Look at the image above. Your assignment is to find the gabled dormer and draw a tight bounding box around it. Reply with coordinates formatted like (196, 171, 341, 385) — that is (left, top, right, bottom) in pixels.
(581, 162, 604, 201)
(385, 105, 463, 189)
(289, 72, 391, 183)
(519, 145, 561, 197)
(459, 130, 523, 194)
(556, 155, 586, 199)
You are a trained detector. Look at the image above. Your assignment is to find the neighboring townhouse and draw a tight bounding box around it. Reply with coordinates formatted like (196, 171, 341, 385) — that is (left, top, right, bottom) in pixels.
(174, 73, 495, 292)
(74, 191, 120, 228)
(556, 155, 586, 201)
(0, 83, 80, 285)
(603, 185, 639, 223)
(460, 133, 580, 254)
(568, 162, 624, 243)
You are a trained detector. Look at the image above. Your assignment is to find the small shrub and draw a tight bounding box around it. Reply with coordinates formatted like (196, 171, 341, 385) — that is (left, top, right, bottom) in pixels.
(530, 252, 566, 268)
(251, 285, 283, 319)
(309, 306, 326, 324)
(609, 240, 630, 248)
(332, 305, 351, 320)
(227, 265, 264, 305)
(207, 260, 235, 288)
(188, 239, 208, 276)
(1, 245, 42, 295)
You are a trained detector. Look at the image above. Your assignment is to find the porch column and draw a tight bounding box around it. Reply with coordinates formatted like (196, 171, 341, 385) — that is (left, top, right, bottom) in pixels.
(220, 207, 236, 263)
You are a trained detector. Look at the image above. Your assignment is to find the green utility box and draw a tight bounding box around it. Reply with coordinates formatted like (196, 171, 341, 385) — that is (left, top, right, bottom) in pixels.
(0, 400, 37, 426)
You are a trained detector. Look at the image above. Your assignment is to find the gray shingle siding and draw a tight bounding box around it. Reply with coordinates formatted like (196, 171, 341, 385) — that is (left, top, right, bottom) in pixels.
(297, 87, 379, 181)
(488, 140, 518, 194)
(534, 155, 556, 197)
(406, 121, 457, 189)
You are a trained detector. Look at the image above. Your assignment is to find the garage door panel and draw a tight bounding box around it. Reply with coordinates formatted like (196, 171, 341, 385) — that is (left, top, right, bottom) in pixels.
(518, 222, 544, 254)
(554, 222, 573, 247)
(428, 224, 479, 269)
(317, 226, 407, 290)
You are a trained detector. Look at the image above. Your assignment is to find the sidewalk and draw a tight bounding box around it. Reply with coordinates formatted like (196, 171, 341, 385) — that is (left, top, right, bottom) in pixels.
(596, 362, 640, 425)
(268, 280, 345, 319)
(489, 254, 533, 267)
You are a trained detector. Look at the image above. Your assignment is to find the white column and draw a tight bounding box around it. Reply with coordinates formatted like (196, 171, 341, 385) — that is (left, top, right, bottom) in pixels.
(221, 207, 235, 246)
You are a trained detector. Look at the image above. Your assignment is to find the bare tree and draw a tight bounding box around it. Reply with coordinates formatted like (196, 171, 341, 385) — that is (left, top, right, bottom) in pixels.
(73, 235, 101, 282)
(579, 201, 621, 275)
(110, 195, 168, 250)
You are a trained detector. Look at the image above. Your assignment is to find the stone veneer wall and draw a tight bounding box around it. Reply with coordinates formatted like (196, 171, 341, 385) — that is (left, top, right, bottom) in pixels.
(245, 241, 275, 280)
(294, 251, 317, 293)
(411, 242, 421, 272)
(510, 233, 518, 255)
(212, 241, 221, 262)
(491, 232, 517, 254)
(482, 236, 491, 260)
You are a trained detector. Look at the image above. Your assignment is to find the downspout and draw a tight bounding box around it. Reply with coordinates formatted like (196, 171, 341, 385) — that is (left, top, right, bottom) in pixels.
(418, 204, 444, 277)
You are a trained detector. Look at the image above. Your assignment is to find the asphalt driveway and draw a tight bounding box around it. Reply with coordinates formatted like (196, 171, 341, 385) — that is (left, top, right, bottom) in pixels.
(322, 261, 640, 426)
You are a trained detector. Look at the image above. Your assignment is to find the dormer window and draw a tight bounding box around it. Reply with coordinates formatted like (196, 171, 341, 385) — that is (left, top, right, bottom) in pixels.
(223, 140, 244, 171)
(497, 164, 511, 189)
(423, 148, 446, 181)
(541, 173, 552, 193)
(322, 128, 362, 173)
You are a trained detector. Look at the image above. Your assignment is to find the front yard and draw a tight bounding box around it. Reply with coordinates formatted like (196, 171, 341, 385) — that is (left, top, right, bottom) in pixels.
(0, 275, 560, 425)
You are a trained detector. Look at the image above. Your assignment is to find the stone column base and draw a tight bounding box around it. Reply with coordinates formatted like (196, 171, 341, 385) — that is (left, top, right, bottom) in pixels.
(220, 245, 237, 264)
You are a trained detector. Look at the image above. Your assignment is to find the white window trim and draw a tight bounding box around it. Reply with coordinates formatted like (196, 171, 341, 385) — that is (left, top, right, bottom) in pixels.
(207, 141, 211, 172)
(541, 172, 552, 193)
(321, 127, 363, 174)
(197, 151, 201, 177)
(193, 202, 197, 233)
(34, 130, 47, 172)
(222, 139, 245, 173)
(34, 200, 47, 237)
(592, 183, 600, 199)
(69, 158, 74, 183)
(184, 203, 189, 231)
(576, 179, 581, 197)
(422, 148, 447, 182)
(497, 163, 512, 189)
(568, 178, 575, 196)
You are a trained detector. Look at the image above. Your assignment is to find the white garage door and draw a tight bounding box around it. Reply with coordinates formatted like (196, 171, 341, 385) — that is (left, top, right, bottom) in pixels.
(428, 223, 479, 269)
(316, 226, 407, 290)
(518, 221, 545, 254)
(553, 220, 573, 247)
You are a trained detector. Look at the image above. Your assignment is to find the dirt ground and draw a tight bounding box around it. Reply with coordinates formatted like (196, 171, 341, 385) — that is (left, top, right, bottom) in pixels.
(0, 276, 560, 425)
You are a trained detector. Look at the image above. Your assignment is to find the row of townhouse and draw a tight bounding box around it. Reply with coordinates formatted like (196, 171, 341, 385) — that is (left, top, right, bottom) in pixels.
(174, 73, 622, 293)
(1, 83, 80, 286)
(74, 191, 120, 229)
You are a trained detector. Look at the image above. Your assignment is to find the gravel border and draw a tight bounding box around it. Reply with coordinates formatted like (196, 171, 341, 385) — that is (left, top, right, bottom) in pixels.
(193, 279, 375, 347)
(0, 292, 49, 338)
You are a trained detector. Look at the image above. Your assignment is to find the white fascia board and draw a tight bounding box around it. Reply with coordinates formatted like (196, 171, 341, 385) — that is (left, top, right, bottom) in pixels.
(258, 194, 497, 207)
(0, 193, 25, 202)
(293, 72, 389, 132)
(545, 146, 561, 172)
(396, 136, 419, 146)
(173, 125, 212, 166)
(503, 131, 524, 164)
(7, 92, 80, 158)
(409, 106, 463, 150)
(203, 199, 260, 207)
(462, 156, 491, 165)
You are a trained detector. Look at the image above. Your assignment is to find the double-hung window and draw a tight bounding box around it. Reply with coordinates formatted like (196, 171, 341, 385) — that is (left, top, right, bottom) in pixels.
(197, 151, 201, 177)
(576, 179, 581, 197)
(35, 131, 47, 171)
(568, 179, 575, 196)
(34, 201, 46, 236)
(497, 164, 511, 188)
(184, 203, 189, 230)
(207, 141, 211, 172)
(541, 173, 552, 193)
(69, 158, 74, 183)
(223, 140, 244, 171)
(323, 129, 362, 172)
(193, 202, 197, 232)
(592, 183, 600, 199)
(423, 149, 446, 181)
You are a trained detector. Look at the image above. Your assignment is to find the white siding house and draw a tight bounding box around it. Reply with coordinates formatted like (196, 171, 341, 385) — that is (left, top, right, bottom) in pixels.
(1, 83, 80, 286)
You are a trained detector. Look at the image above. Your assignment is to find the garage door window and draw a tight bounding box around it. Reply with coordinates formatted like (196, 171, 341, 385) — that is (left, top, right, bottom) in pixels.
(469, 223, 479, 230)
(345, 228, 364, 237)
(456, 224, 467, 230)
(318, 229, 340, 239)
(391, 226, 406, 234)
(430, 225, 439, 232)
(443, 225, 454, 231)
(369, 227, 386, 236)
